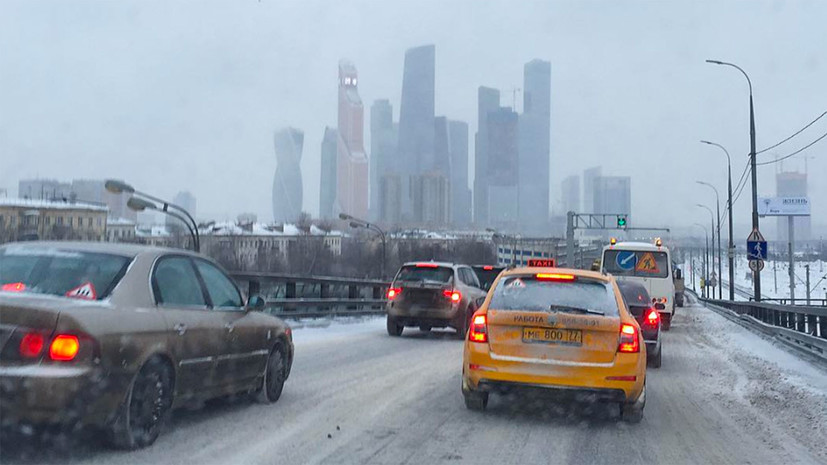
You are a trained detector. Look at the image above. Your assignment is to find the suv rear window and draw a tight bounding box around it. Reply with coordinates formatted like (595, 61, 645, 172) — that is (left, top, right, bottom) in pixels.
(395, 265, 453, 284)
(0, 246, 131, 301)
(489, 276, 619, 316)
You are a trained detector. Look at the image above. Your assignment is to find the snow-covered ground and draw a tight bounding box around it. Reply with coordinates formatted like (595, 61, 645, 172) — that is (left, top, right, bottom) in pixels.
(683, 255, 827, 301)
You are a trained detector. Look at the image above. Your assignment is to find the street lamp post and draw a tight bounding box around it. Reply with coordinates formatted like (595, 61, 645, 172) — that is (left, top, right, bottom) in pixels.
(701, 140, 735, 300)
(694, 223, 709, 298)
(126, 197, 198, 251)
(340, 213, 387, 279)
(697, 181, 723, 299)
(107, 179, 200, 252)
(706, 59, 760, 301)
(697, 204, 716, 298)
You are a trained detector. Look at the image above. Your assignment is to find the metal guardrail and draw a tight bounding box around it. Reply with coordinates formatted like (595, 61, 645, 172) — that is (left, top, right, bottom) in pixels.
(230, 272, 390, 319)
(698, 293, 827, 363)
(749, 297, 827, 307)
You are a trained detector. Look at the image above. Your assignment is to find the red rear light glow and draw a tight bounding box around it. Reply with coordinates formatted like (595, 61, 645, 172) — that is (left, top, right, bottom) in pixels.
(19, 332, 44, 358)
(483, 266, 494, 271)
(618, 323, 640, 353)
(606, 375, 637, 381)
(387, 287, 402, 300)
(469, 313, 488, 343)
(49, 335, 80, 361)
(646, 308, 659, 325)
(415, 263, 438, 268)
(443, 289, 461, 302)
(1, 282, 26, 292)
(535, 273, 576, 281)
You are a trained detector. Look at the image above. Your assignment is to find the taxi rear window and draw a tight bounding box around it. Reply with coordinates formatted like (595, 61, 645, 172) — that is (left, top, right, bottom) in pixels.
(395, 265, 453, 284)
(489, 276, 619, 316)
(0, 246, 132, 301)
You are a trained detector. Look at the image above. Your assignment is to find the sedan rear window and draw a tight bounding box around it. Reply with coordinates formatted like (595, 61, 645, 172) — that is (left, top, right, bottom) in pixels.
(0, 246, 131, 301)
(489, 276, 619, 316)
(395, 265, 453, 284)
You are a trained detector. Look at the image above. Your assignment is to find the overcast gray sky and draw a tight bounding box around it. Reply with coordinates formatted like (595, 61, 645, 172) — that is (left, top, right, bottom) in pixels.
(1, 0, 825, 238)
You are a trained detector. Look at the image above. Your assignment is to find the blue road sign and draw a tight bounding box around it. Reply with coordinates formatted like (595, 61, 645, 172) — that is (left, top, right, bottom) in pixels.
(747, 240, 767, 260)
(616, 250, 637, 271)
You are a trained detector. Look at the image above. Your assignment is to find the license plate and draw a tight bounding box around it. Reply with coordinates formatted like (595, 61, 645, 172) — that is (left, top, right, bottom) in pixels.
(522, 327, 583, 346)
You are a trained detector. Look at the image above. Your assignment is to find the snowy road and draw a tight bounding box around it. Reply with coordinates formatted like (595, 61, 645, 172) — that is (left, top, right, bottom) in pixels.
(3, 297, 827, 464)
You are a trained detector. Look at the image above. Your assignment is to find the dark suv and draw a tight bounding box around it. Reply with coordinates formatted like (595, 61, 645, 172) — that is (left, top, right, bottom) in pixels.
(617, 280, 663, 368)
(386, 262, 488, 337)
(471, 265, 505, 291)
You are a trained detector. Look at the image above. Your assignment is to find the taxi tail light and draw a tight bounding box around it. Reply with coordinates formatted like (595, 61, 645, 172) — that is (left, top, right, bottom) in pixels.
(618, 324, 640, 353)
(19, 332, 45, 358)
(49, 335, 80, 361)
(645, 308, 660, 326)
(469, 313, 488, 343)
(387, 287, 402, 300)
(443, 289, 462, 303)
(535, 273, 576, 282)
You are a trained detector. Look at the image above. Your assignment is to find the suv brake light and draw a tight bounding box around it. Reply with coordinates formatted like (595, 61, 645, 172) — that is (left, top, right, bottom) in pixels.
(443, 289, 461, 303)
(387, 287, 402, 300)
(469, 313, 488, 343)
(618, 323, 640, 353)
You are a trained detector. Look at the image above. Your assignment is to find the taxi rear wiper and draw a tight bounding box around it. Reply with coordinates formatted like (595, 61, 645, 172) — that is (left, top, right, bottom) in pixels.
(549, 305, 605, 316)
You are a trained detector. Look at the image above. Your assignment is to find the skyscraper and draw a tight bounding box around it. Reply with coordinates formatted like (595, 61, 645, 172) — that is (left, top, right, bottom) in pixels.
(486, 107, 520, 225)
(561, 175, 580, 213)
(272, 127, 304, 223)
(166, 191, 197, 230)
(448, 120, 472, 225)
(583, 166, 602, 213)
(319, 127, 338, 219)
(473, 86, 501, 225)
(337, 60, 369, 219)
(518, 59, 551, 228)
(776, 170, 810, 242)
(370, 99, 395, 221)
(412, 172, 449, 225)
(397, 44, 435, 221)
(593, 176, 631, 220)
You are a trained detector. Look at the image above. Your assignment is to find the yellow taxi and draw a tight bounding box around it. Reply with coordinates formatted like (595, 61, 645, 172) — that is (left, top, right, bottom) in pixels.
(461, 264, 647, 422)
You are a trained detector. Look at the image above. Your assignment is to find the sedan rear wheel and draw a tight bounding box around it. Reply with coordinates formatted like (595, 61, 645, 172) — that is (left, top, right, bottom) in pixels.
(463, 389, 489, 411)
(108, 358, 173, 449)
(648, 345, 662, 368)
(620, 384, 645, 423)
(256, 345, 286, 403)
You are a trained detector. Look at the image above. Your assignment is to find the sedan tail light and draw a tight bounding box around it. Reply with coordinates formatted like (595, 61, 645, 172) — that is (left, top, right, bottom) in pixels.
(469, 313, 488, 343)
(618, 323, 640, 353)
(645, 308, 659, 326)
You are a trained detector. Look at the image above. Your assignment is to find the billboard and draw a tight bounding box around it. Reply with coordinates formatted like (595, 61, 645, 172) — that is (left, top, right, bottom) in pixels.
(758, 197, 810, 216)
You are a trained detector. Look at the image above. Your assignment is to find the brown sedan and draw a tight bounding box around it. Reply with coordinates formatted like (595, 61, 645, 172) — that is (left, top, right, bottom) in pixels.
(0, 241, 293, 449)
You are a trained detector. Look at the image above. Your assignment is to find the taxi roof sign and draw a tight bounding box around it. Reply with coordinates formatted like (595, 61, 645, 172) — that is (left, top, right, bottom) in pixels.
(527, 258, 556, 268)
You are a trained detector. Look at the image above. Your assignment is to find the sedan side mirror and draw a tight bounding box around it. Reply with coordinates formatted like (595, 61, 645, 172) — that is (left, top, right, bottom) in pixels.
(247, 295, 266, 312)
(475, 296, 486, 308)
